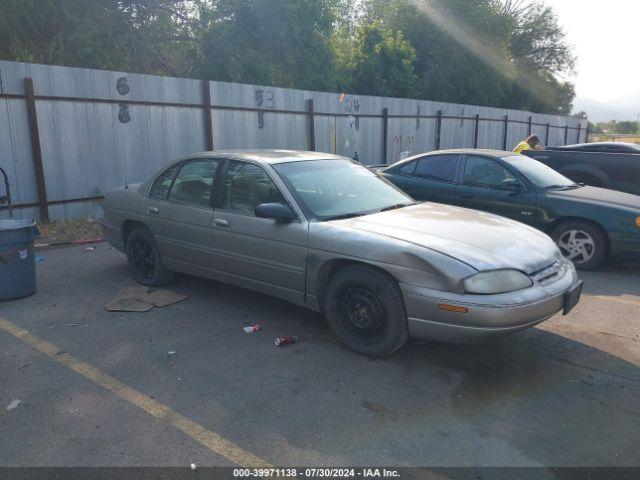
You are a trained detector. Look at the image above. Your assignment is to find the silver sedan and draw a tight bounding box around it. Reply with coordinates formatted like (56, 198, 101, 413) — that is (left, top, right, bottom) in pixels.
(101, 150, 582, 357)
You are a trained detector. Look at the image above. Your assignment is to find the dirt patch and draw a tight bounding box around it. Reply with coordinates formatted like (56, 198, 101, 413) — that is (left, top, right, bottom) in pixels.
(37, 218, 103, 245)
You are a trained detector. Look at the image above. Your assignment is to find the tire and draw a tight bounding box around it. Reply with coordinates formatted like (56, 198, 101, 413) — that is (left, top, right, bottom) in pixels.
(550, 220, 608, 270)
(323, 264, 409, 357)
(125, 225, 175, 286)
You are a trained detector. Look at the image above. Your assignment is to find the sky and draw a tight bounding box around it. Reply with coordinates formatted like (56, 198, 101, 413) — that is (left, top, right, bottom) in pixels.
(546, 0, 640, 103)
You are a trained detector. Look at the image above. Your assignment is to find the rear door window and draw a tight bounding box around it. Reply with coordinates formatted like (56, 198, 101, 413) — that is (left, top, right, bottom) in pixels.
(396, 160, 417, 176)
(414, 155, 458, 183)
(150, 164, 180, 200)
(168, 159, 220, 207)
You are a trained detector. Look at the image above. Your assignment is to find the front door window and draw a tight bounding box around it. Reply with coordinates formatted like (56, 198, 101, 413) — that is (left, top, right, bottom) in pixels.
(463, 156, 517, 190)
(222, 161, 287, 216)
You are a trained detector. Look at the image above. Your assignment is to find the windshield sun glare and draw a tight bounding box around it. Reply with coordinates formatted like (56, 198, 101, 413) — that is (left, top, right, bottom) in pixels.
(274, 160, 414, 220)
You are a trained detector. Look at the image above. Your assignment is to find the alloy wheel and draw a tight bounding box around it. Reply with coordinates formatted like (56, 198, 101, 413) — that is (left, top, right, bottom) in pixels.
(556, 229, 596, 265)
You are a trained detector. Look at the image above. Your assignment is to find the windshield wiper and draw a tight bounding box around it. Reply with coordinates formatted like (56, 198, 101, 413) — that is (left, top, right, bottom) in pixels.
(379, 203, 415, 212)
(545, 184, 581, 191)
(322, 212, 368, 221)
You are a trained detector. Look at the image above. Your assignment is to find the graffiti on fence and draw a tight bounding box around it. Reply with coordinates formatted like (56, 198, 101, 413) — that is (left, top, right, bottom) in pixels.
(340, 94, 360, 157)
(392, 134, 415, 163)
(116, 76, 131, 123)
(255, 89, 275, 129)
(116, 77, 130, 95)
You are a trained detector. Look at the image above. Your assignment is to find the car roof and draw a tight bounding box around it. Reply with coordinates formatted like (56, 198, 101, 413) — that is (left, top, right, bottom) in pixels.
(183, 149, 347, 164)
(386, 149, 515, 167)
(552, 142, 639, 149)
(433, 148, 516, 157)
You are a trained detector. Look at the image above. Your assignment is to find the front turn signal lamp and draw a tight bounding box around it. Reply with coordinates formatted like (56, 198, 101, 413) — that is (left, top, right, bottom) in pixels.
(636, 216, 640, 228)
(463, 269, 533, 295)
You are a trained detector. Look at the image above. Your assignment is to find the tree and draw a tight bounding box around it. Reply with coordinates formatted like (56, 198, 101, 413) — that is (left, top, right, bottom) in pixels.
(0, 0, 200, 76)
(503, 0, 575, 74)
(505, 69, 575, 114)
(612, 121, 639, 134)
(337, 23, 419, 98)
(197, 0, 339, 90)
(361, 0, 516, 106)
(0, 0, 578, 115)
(502, 0, 576, 113)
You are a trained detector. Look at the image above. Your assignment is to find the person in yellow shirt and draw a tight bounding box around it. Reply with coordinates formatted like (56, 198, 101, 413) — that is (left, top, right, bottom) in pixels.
(514, 134, 542, 154)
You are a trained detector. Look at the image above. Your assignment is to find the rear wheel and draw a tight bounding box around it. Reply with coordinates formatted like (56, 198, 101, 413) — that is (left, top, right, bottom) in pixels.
(126, 226, 175, 286)
(324, 264, 409, 357)
(551, 220, 608, 270)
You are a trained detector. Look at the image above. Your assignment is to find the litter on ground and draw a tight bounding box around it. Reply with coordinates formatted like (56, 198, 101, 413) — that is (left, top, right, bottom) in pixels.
(275, 335, 298, 347)
(6, 399, 21, 411)
(105, 286, 187, 312)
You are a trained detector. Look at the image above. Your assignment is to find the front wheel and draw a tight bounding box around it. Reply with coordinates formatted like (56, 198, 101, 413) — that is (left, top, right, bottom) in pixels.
(551, 220, 608, 270)
(324, 265, 409, 357)
(126, 226, 175, 286)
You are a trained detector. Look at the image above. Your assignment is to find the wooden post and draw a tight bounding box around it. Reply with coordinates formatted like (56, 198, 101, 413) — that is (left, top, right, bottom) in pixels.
(435, 110, 443, 150)
(202, 80, 214, 151)
(307, 99, 316, 151)
(545, 123, 551, 146)
(502, 115, 509, 151)
(473, 114, 480, 148)
(527, 116, 533, 136)
(24, 77, 49, 223)
(584, 123, 590, 143)
(576, 123, 582, 144)
(382, 108, 389, 164)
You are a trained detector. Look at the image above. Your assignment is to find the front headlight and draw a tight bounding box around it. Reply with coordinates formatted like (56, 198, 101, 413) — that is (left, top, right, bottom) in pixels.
(463, 269, 533, 295)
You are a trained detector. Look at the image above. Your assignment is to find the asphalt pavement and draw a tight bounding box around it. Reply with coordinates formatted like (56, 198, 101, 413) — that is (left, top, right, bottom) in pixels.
(0, 244, 639, 467)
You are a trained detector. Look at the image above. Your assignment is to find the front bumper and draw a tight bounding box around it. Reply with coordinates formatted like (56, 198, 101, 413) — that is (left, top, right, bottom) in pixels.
(401, 262, 580, 343)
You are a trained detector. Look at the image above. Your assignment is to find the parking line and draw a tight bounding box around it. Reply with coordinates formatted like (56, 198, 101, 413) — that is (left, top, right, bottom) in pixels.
(0, 316, 272, 468)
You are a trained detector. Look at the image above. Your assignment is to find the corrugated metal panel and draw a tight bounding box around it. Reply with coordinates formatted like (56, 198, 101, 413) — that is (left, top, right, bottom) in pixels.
(0, 60, 589, 220)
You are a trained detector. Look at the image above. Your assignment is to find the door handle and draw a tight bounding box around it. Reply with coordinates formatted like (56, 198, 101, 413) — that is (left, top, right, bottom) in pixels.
(460, 194, 475, 199)
(147, 207, 159, 215)
(213, 218, 230, 227)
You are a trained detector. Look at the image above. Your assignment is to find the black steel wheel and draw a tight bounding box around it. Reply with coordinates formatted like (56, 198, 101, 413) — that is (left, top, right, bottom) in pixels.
(126, 225, 175, 286)
(324, 264, 408, 357)
(337, 286, 388, 343)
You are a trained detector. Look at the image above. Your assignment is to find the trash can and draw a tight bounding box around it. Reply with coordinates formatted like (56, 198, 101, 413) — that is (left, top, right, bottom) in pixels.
(0, 219, 38, 301)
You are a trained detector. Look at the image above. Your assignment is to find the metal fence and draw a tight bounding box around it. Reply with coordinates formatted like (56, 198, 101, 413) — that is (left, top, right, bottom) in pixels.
(0, 60, 588, 221)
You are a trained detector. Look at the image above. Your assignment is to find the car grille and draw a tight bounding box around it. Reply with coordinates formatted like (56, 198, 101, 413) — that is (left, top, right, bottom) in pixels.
(531, 260, 567, 286)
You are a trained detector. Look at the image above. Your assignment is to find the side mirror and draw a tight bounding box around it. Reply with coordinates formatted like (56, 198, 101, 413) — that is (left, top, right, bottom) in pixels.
(502, 179, 523, 192)
(254, 202, 297, 222)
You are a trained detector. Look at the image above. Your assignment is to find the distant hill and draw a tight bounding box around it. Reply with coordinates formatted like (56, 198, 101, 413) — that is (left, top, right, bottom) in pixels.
(574, 96, 640, 123)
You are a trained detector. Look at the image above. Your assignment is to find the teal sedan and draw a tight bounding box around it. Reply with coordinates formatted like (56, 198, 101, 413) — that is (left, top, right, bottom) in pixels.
(381, 149, 640, 270)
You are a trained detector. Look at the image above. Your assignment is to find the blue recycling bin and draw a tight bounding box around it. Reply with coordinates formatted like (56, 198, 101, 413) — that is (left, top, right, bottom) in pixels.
(0, 219, 38, 301)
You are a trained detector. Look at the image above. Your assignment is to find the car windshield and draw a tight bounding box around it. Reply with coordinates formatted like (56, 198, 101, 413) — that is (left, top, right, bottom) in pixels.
(502, 155, 577, 189)
(274, 159, 415, 220)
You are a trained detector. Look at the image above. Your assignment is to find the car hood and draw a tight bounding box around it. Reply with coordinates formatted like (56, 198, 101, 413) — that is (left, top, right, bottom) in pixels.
(546, 186, 640, 210)
(332, 203, 559, 274)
